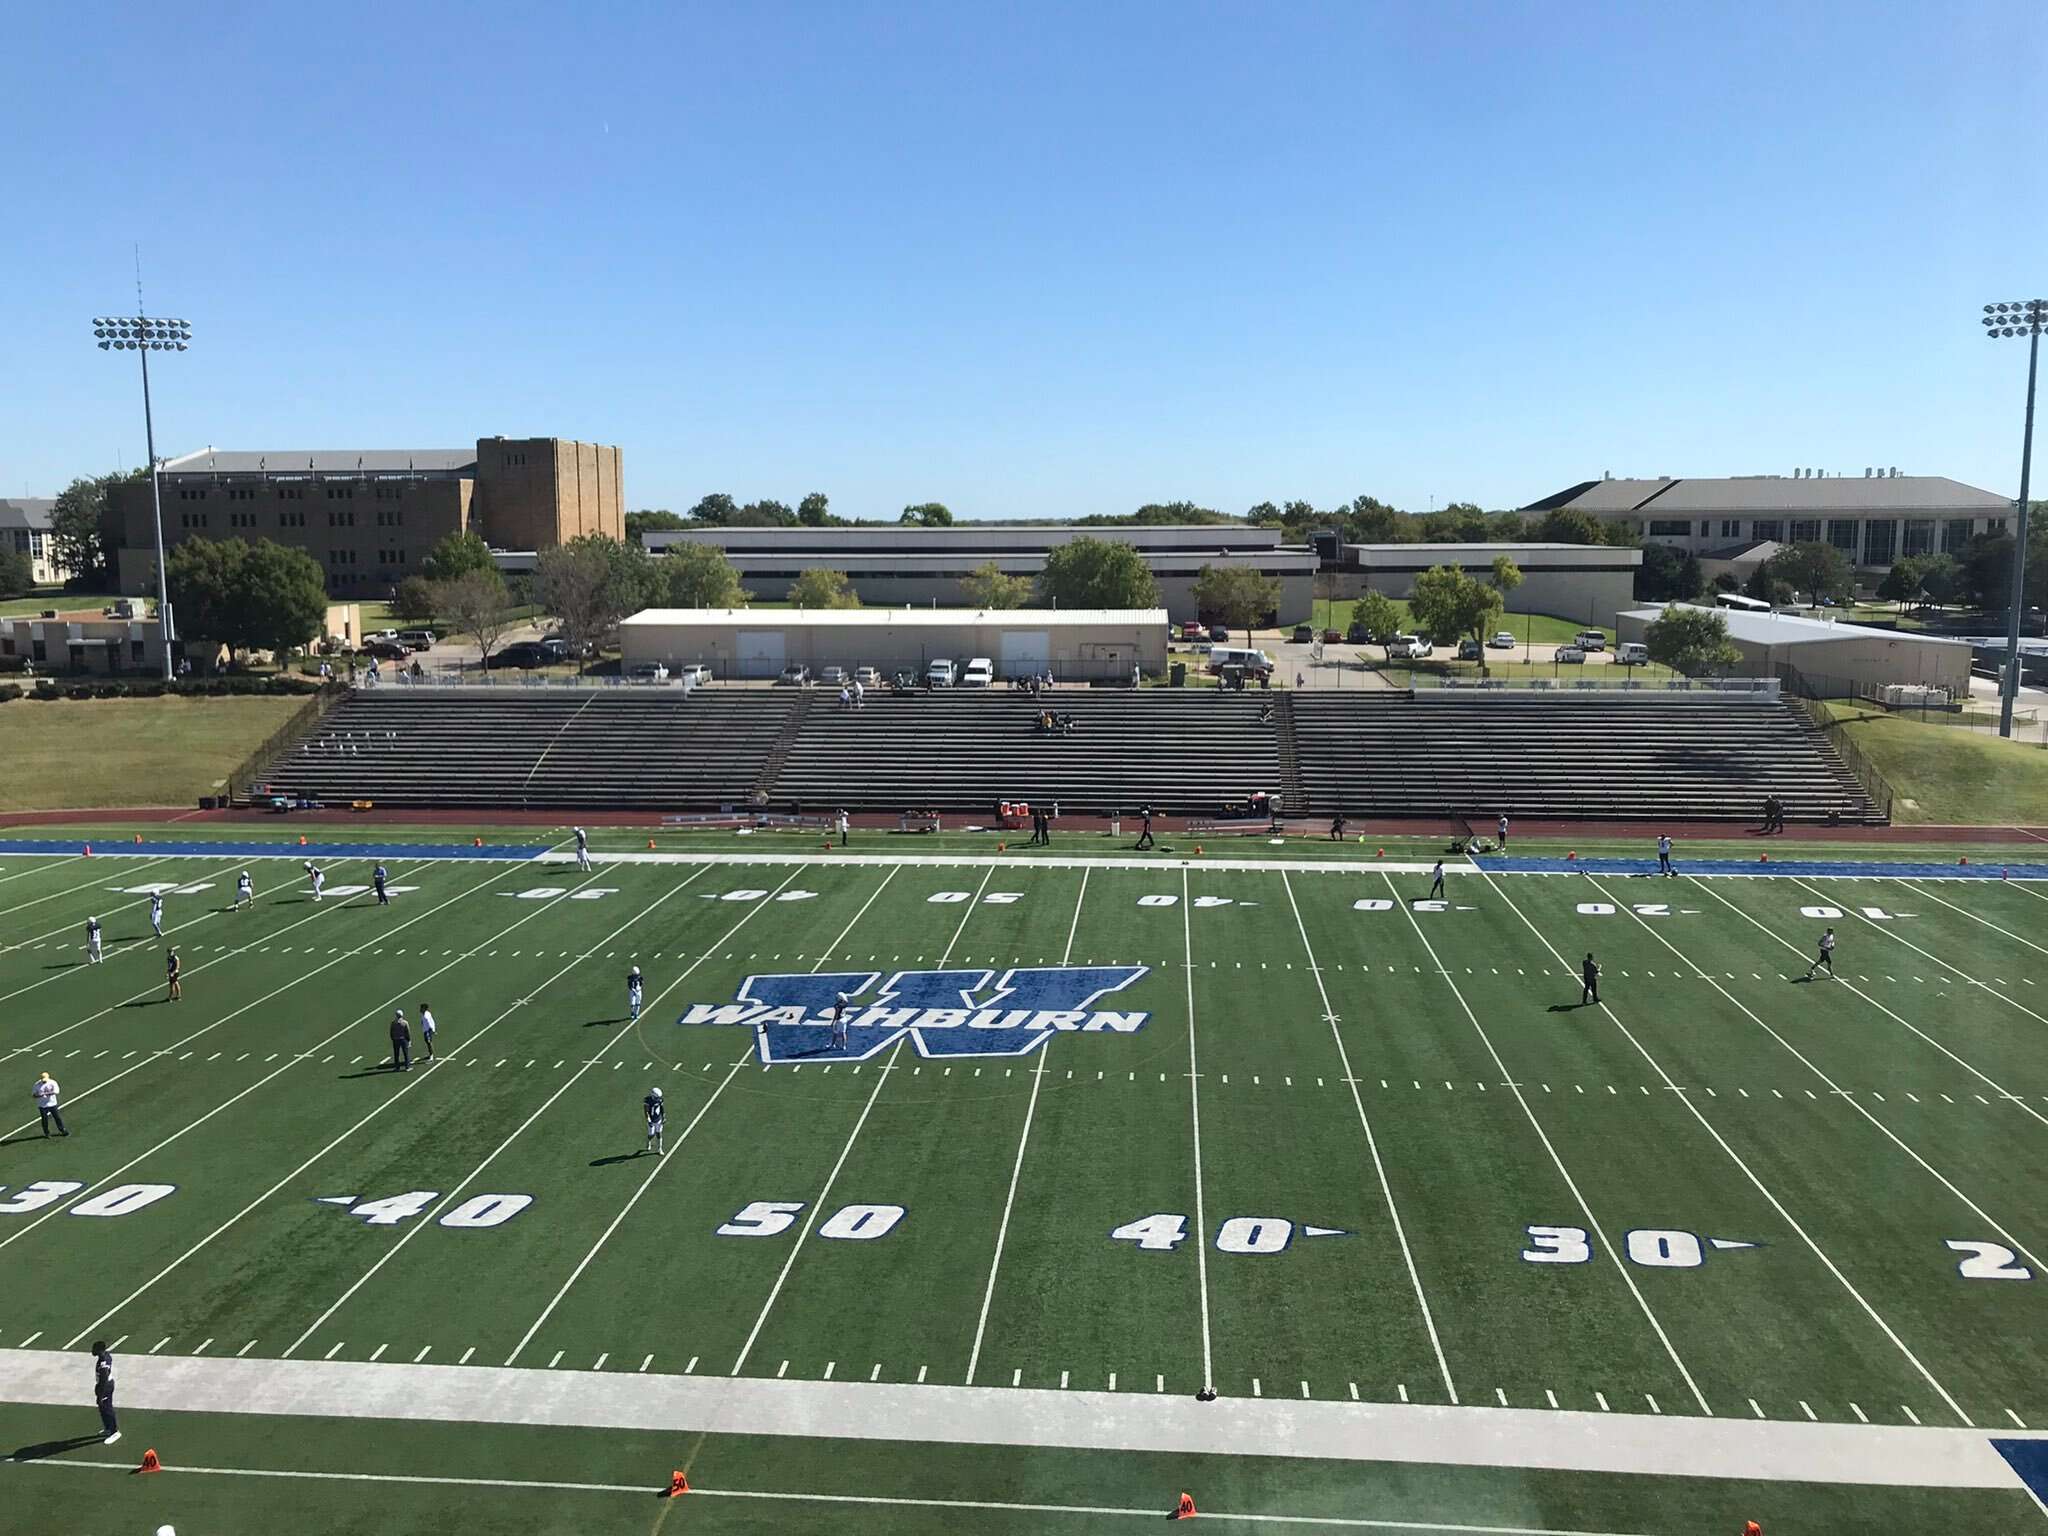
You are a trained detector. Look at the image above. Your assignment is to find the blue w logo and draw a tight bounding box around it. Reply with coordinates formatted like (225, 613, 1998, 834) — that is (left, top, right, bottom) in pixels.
(677, 966, 1152, 1063)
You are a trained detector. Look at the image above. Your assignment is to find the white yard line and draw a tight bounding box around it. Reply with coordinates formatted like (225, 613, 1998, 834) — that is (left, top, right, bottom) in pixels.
(0, 851, 178, 926)
(1482, 868, 1973, 1428)
(1383, 871, 1712, 1417)
(1183, 864, 1216, 1396)
(1899, 878, 2048, 961)
(965, 865, 1089, 1385)
(0, 853, 83, 893)
(1281, 870, 1456, 1404)
(0, 856, 472, 1143)
(503, 866, 904, 1366)
(3, 1457, 1672, 1536)
(729, 865, 994, 1377)
(0, 1348, 2036, 1494)
(282, 868, 793, 1359)
(1690, 877, 2048, 1144)
(59, 867, 665, 1351)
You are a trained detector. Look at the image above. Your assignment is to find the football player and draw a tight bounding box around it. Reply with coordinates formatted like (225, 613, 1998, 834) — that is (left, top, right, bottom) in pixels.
(643, 1086, 665, 1155)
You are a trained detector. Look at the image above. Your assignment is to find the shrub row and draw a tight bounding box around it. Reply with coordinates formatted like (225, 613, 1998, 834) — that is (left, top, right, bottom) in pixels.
(0, 677, 333, 703)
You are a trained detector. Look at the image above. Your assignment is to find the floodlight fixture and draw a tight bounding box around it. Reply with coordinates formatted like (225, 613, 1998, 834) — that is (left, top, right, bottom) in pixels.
(1980, 299, 2046, 738)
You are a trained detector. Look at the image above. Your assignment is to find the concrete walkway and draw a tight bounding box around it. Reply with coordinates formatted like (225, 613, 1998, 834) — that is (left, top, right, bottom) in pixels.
(0, 1349, 2036, 1494)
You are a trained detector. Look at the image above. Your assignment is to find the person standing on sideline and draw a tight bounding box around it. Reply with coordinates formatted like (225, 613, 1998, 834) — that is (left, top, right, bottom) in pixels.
(86, 916, 102, 965)
(1805, 927, 1836, 980)
(33, 1072, 68, 1137)
(1135, 805, 1155, 851)
(830, 991, 851, 1051)
(643, 1086, 665, 1156)
(149, 891, 164, 939)
(1044, 801, 1056, 845)
(1656, 834, 1675, 877)
(1427, 861, 1446, 901)
(574, 826, 591, 872)
(373, 862, 390, 905)
(1581, 952, 1601, 1006)
(235, 870, 254, 910)
(1497, 813, 1509, 850)
(627, 965, 644, 1023)
(1330, 810, 1348, 841)
(165, 948, 181, 1002)
(418, 1002, 437, 1060)
(389, 1009, 412, 1071)
(836, 808, 850, 847)
(91, 1340, 120, 1444)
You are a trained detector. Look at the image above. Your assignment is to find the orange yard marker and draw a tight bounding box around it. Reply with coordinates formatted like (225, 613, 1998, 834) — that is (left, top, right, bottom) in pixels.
(647, 839, 656, 850)
(1173, 1490, 1196, 1519)
(137, 1448, 162, 1474)
(667, 1470, 690, 1497)
(82, 843, 92, 857)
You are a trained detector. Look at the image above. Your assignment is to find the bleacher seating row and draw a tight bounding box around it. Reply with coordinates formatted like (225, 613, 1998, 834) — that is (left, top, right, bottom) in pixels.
(1290, 693, 1880, 823)
(253, 686, 1882, 823)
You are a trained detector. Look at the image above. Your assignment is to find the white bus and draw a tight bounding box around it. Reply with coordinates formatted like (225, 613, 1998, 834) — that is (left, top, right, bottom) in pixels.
(1715, 592, 1771, 612)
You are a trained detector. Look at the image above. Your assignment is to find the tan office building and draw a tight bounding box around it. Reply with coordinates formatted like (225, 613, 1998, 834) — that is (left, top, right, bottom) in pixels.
(109, 436, 623, 596)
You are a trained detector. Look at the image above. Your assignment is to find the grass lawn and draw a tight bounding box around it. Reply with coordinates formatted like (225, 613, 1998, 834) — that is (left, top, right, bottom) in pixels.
(1816, 700, 2048, 823)
(0, 694, 311, 810)
(1309, 596, 1606, 647)
(0, 592, 124, 618)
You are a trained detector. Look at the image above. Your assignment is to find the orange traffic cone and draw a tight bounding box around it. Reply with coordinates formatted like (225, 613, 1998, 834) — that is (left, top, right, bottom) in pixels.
(474, 836, 483, 847)
(647, 838, 656, 850)
(298, 834, 307, 846)
(138, 1448, 162, 1474)
(1173, 1490, 1196, 1519)
(1565, 850, 1575, 860)
(1376, 847, 1384, 857)
(1193, 844, 1204, 856)
(82, 843, 92, 857)
(996, 841, 1006, 853)
(1760, 853, 1769, 862)
(1743, 1523, 1762, 1535)
(1959, 856, 1969, 865)
(667, 1470, 690, 1497)
(133, 834, 143, 845)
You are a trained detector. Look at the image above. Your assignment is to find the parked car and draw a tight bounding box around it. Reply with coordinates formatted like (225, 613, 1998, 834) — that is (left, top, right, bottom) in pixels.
(397, 629, 436, 651)
(1556, 645, 1587, 664)
(361, 638, 410, 661)
(678, 664, 714, 686)
(487, 641, 552, 669)
(926, 658, 957, 688)
(1488, 631, 1517, 649)
(1389, 634, 1433, 660)
(1574, 630, 1607, 652)
(819, 665, 847, 685)
(1457, 639, 1483, 660)
(1207, 645, 1274, 678)
(365, 629, 400, 644)
(961, 657, 994, 688)
(1291, 623, 1314, 644)
(854, 665, 881, 687)
(102, 600, 136, 619)
(628, 662, 670, 682)
(776, 664, 811, 686)
(1180, 620, 1207, 642)
(1208, 624, 1231, 643)
(1616, 642, 1650, 665)
(1346, 618, 1375, 644)
(1323, 628, 1342, 644)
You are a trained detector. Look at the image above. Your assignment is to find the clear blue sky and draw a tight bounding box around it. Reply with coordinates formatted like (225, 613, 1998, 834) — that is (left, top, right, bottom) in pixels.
(6, 1, 2044, 518)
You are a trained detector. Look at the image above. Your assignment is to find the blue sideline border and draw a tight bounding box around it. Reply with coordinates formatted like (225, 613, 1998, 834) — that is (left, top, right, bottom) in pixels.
(1487, 855, 2048, 880)
(1992, 1440, 2048, 1507)
(0, 839, 551, 862)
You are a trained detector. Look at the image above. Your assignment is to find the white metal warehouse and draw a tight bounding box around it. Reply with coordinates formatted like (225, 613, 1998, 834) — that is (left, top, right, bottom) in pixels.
(1615, 603, 1973, 695)
(618, 607, 1171, 682)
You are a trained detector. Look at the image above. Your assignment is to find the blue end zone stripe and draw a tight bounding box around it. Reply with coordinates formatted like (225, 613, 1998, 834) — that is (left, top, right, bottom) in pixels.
(0, 839, 550, 861)
(1992, 1440, 2048, 1503)
(1488, 856, 2048, 880)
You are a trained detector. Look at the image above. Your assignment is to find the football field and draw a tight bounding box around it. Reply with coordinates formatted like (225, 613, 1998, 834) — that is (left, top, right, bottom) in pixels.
(2, 828, 2047, 1532)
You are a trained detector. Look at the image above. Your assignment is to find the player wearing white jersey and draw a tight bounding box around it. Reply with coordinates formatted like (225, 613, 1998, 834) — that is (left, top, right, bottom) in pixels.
(643, 1086, 665, 1155)
(575, 827, 591, 872)
(235, 871, 254, 910)
(1805, 927, 1836, 980)
(627, 965, 643, 1022)
(86, 916, 102, 964)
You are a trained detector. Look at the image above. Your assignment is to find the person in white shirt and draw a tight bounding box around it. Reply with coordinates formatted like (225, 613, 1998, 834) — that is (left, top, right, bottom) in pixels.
(304, 862, 325, 902)
(418, 1002, 437, 1060)
(643, 1087, 665, 1156)
(149, 892, 164, 938)
(1427, 862, 1445, 901)
(627, 965, 644, 1022)
(1805, 927, 1837, 980)
(86, 916, 102, 964)
(235, 871, 254, 910)
(1656, 834, 1675, 877)
(575, 827, 591, 872)
(33, 1072, 67, 1137)
(835, 809, 850, 847)
(1497, 813, 1509, 849)
(852, 678, 865, 710)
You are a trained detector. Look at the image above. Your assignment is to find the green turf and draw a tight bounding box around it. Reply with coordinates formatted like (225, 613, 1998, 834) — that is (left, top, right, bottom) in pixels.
(0, 696, 313, 811)
(2, 834, 2046, 1530)
(1816, 700, 2048, 824)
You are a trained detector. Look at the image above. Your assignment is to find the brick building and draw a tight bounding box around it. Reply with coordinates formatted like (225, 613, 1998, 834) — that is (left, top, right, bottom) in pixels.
(108, 436, 622, 596)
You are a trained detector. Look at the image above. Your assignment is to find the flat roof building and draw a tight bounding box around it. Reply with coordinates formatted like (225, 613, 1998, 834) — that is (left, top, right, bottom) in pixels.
(618, 606, 1170, 682)
(1527, 472, 2013, 575)
(641, 524, 1318, 624)
(1335, 541, 1643, 629)
(0, 497, 65, 586)
(109, 436, 623, 597)
(1616, 602, 1973, 695)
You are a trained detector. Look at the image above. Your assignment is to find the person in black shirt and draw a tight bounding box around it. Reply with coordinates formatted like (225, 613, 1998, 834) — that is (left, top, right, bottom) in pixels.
(165, 948, 181, 1002)
(1329, 811, 1347, 842)
(1581, 953, 1600, 1007)
(1134, 805, 1154, 851)
(91, 1340, 119, 1443)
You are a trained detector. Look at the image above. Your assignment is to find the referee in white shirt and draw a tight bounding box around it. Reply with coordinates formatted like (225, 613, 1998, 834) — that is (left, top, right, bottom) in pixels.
(33, 1072, 68, 1137)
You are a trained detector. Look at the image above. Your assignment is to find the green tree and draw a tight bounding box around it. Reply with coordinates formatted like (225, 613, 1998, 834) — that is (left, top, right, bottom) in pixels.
(48, 470, 139, 585)
(435, 566, 515, 662)
(735, 499, 796, 527)
(797, 492, 834, 527)
(1408, 563, 1505, 649)
(421, 529, 495, 585)
(1350, 589, 1402, 643)
(166, 537, 325, 659)
(900, 503, 953, 527)
(1762, 541, 1854, 606)
(1745, 563, 1791, 607)
(1191, 564, 1281, 629)
(1347, 497, 1409, 543)
(960, 559, 1029, 609)
(1036, 537, 1160, 609)
(1490, 553, 1524, 602)
(1917, 552, 1962, 608)
(1636, 542, 1705, 602)
(1961, 527, 2048, 613)
(1645, 604, 1742, 678)
(658, 543, 750, 607)
(624, 509, 686, 541)
(1712, 571, 1741, 593)
(1876, 557, 1927, 611)
(391, 574, 439, 622)
(688, 493, 740, 525)
(0, 546, 34, 599)
(788, 568, 861, 608)
(1486, 511, 1529, 541)
(1533, 508, 1608, 545)
(535, 534, 654, 654)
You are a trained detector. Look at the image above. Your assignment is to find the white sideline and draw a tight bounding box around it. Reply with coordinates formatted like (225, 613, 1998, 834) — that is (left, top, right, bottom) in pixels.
(0, 1349, 2034, 1492)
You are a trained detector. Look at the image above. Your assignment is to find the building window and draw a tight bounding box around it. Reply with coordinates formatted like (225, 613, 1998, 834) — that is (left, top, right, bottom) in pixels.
(1826, 520, 1859, 556)
(1751, 519, 1782, 542)
(376, 548, 406, 565)
(178, 511, 210, 529)
(228, 487, 256, 501)
(229, 511, 257, 529)
(1902, 519, 1935, 558)
(177, 487, 207, 501)
(375, 508, 403, 526)
(1943, 518, 1974, 553)
(328, 510, 355, 527)
(1988, 517, 2009, 536)
(374, 485, 404, 500)
(1646, 519, 1691, 537)
(324, 484, 355, 500)
(1862, 519, 1897, 567)
(277, 510, 306, 528)
(1720, 519, 1742, 539)
(1789, 519, 1822, 545)
(131, 639, 145, 663)
(276, 486, 304, 500)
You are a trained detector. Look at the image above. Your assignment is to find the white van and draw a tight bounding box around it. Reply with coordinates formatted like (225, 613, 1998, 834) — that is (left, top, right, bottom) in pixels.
(1616, 642, 1650, 665)
(961, 657, 994, 688)
(1207, 645, 1274, 678)
(926, 658, 957, 688)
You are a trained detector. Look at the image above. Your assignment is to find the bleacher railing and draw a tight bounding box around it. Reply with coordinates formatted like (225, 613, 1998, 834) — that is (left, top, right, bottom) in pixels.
(226, 683, 345, 803)
(1775, 665, 1899, 821)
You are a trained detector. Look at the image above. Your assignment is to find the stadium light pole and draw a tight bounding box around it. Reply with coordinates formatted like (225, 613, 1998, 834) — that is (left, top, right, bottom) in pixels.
(1983, 299, 2045, 738)
(93, 314, 191, 681)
